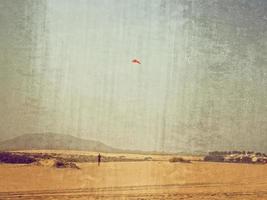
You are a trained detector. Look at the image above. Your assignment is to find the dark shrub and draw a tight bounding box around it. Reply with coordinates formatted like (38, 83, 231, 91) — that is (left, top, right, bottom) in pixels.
(169, 157, 191, 163)
(54, 160, 65, 168)
(144, 157, 153, 161)
(241, 156, 252, 163)
(53, 160, 80, 169)
(204, 155, 224, 162)
(0, 152, 36, 164)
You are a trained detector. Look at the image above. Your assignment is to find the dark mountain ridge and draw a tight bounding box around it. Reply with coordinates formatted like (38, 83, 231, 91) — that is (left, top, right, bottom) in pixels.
(0, 133, 119, 152)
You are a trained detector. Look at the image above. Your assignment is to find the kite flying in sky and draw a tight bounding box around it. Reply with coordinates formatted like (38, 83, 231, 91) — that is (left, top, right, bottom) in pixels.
(132, 59, 141, 64)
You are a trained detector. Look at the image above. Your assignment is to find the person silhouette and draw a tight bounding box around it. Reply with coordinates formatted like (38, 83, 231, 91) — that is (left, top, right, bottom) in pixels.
(97, 153, 101, 166)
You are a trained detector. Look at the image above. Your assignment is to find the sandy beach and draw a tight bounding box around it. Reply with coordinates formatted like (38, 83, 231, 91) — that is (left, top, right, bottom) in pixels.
(0, 151, 267, 199)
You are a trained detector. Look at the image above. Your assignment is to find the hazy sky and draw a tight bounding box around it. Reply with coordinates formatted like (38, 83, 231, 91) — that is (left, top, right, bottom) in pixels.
(0, 0, 266, 152)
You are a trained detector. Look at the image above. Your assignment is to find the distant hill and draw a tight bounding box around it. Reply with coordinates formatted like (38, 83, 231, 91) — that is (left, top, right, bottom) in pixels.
(0, 133, 120, 152)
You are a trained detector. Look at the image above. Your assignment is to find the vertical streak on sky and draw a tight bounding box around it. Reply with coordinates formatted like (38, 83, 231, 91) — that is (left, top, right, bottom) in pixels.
(0, 0, 266, 152)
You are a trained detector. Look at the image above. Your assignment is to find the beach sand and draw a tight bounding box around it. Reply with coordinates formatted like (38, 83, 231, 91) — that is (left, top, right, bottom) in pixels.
(0, 151, 266, 199)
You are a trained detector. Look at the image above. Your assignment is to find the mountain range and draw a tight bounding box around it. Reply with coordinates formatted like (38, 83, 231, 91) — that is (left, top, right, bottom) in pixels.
(0, 133, 119, 152)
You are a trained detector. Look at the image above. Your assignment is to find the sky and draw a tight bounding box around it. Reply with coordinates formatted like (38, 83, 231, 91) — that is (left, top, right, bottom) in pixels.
(0, 0, 266, 153)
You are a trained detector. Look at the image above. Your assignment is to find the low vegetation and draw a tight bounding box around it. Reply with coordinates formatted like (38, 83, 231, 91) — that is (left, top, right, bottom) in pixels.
(0, 152, 36, 164)
(0, 151, 151, 167)
(169, 157, 191, 163)
(53, 160, 80, 169)
(204, 151, 267, 164)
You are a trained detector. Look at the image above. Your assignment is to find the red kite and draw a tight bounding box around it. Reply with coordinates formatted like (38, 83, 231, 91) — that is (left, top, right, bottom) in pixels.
(132, 59, 141, 64)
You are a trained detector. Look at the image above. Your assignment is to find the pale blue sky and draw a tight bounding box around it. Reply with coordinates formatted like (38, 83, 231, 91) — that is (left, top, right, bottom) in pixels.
(0, 0, 266, 152)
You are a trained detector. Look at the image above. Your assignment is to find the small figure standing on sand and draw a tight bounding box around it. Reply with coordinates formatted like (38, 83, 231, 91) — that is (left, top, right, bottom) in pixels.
(97, 153, 101, 166)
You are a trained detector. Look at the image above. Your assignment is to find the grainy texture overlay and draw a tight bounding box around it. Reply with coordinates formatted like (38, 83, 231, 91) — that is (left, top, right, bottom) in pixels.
(0, 0, 266, 199)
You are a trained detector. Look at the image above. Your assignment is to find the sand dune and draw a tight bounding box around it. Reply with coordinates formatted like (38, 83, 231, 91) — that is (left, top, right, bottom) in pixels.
(0, 151, 267, 199)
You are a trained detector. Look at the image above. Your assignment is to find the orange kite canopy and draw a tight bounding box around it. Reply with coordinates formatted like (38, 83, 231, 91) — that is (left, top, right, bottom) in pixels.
(132, 59, 141, 64)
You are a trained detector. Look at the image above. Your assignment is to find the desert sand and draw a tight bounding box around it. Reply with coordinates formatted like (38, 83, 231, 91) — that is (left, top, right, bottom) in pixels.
(0, 151, 267, 199)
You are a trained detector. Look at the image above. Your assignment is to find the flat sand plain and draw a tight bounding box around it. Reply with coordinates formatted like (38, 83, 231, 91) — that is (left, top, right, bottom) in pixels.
(0, 151, 267, 199)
